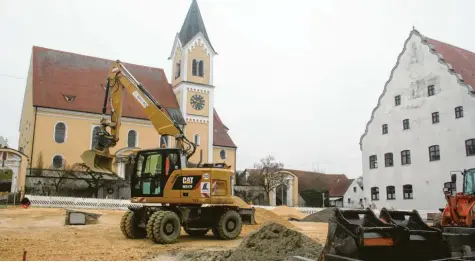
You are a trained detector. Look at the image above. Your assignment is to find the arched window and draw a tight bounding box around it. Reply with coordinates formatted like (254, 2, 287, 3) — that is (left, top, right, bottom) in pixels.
(192, 59, 198, 76)
(194, 134, 200, 146)
(127, 130, 137, 147)
(54, 122, 66, 143)
(198, 60, 204, 77)
(220, 149, 226, 160)
(371, 187, 379, 200)
(52, 155, 64, 169)
(160, 135, 169, 148)
(465, 139, 475, 156)
(386, 186, 395, 200)
(91, 126, 101, 149)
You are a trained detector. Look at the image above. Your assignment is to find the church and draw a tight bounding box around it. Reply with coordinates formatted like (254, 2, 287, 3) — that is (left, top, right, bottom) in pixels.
(17, 0, 237, 179)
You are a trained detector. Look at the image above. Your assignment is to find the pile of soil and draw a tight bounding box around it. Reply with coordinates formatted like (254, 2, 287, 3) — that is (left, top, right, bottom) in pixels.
(232, 196, 251, 208)
(254, 208, 297, 230)
(271, 206, 306, 221)
(301, 208, 335, 222)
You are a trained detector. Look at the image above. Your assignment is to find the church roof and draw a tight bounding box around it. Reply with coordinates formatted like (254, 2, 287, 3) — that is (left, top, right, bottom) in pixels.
(29, 46, 235, 147)
(178, 0, 216, 53)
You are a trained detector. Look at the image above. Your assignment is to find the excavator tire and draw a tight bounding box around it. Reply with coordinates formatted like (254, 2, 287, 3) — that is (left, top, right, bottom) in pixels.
(183, 225, 209, 237)
(146, 212, 160, 240)
(432, 212, 442, 229)
(120, 210, 146, 239)
(150, 210, 181, 244)
(213, 210, 242, 240)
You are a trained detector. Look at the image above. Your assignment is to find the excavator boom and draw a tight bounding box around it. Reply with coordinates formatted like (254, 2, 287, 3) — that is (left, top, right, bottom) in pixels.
(81, 60, 195, 174)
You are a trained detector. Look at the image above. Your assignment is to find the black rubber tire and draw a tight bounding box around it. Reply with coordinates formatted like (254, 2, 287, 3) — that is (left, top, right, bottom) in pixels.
(213, 210, 243, 240)
(146, 212, 160, 240)
(432, 212, 442, 229)
(183, 225, 209, 237)
(151, 211, 181, 244)
(120, 210, 146, 239)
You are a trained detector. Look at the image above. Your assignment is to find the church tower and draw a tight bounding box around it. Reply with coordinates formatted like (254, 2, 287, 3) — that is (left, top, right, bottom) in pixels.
(169, 0, 217, 164)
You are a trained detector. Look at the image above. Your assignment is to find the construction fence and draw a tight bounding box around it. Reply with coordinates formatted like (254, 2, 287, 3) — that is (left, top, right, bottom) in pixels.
(23, 194, 436, 220)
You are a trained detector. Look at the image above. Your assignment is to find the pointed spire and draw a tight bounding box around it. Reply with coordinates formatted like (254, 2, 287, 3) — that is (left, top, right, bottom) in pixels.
(178, 0, 216, 53)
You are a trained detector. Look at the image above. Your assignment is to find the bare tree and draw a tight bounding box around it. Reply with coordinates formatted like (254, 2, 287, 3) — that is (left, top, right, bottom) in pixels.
(248, 155, 288, 196)
(356, 175, 363, 188)
(71, 163, 119, 198)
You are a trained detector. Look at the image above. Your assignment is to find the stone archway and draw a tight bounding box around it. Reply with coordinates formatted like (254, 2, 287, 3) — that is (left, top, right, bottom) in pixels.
(269, 171, 297, 207)
(0, 147, 29, 193)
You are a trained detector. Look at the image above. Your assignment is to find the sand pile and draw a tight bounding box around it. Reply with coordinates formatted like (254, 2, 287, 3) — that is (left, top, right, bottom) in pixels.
(232, 196, 251, 208)
(301, 208, 335, 222)
(271, 206, 306, 221)
(181, 223, 323, 261)
(254, 208, 297, 230)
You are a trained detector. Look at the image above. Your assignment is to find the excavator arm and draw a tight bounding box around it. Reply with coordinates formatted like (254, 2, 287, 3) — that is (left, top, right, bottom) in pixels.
(81, 60, 195, 174)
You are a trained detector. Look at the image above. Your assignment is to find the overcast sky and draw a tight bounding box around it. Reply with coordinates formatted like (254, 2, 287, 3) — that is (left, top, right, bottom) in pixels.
(1, 0, 474, 178)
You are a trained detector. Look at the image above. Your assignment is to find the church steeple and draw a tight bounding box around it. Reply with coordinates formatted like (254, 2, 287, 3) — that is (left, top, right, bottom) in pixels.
(178, 0, 216, 54)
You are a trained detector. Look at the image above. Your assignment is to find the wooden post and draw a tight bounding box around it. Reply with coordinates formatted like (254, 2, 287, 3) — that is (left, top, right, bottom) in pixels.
(23, 250, 27, 261)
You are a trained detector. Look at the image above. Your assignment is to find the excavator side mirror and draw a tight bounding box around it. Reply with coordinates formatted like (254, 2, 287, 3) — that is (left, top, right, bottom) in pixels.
(451, 174, 457, 183)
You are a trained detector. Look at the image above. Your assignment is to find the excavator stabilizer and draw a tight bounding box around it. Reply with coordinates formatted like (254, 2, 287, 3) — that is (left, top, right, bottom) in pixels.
(80, 150, 115, 175)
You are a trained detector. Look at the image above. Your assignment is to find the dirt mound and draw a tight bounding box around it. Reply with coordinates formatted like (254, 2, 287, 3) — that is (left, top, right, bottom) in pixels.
(301, 208, 335, 222)
(254, 208, 297, 230)
(271, 206, 306, 220)
(230, 222, 322, 260)
(232, 196, 251, 208)
(179, 223, 323, 261)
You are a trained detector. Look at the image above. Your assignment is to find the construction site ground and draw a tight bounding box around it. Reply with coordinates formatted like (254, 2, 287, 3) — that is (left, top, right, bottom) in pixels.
(0, 206, 328, 261)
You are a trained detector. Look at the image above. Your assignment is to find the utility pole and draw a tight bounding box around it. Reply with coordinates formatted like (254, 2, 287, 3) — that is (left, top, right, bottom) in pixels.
(322, 192, 326, 208)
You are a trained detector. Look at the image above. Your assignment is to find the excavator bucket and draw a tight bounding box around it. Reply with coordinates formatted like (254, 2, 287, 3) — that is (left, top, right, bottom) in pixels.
(80, 150, 115, 175)
(319, 208, 407, 261)
(378, 208, 451, 260)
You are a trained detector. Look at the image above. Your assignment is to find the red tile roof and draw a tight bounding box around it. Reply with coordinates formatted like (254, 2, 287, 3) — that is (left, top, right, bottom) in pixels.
(424, 36, 475, 92)
(30, 46, 236, 148)
(213, 109, 236, 148)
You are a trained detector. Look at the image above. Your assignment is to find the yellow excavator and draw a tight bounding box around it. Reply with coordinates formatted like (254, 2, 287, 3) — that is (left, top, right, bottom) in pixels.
(80, 60, 255, 244)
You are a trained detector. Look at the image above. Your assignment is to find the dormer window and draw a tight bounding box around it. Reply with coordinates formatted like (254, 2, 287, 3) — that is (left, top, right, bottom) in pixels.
(63, 94, 76, 103)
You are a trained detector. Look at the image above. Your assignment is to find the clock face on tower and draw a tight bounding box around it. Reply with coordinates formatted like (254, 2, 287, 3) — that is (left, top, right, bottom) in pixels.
(190, 94, 205, 111)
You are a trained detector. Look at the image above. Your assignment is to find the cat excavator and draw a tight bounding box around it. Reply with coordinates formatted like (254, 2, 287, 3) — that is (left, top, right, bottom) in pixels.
(80, 60, 255, 244)
(318, 169, 475, 261)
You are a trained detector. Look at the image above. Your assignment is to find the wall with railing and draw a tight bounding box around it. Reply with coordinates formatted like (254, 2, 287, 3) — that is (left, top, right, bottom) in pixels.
(22, 194, 437, 220)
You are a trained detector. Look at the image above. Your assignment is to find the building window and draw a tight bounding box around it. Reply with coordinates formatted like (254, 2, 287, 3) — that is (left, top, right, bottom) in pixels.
(455, 106, 463, 119)
(353, 186, 356, 193)
(401, 150, 411, 165)
(466, 139, 475, 156)
(175, 61, 181, 79)
(194, 134, 200, 146)
(198, 60, 204, 77)
(386, 186, 395, 200)
(52, 155, 64, 169)
(429, 145, 440, 161)
(369, 155, 377, 169)
(403, 119, 410, 130)
(127, 130, 137, 148)
(432, 112, 439, 124)
(371, 187, 379, 200)
(382, 124, 388, 134)
(160, 135, 169, 148)
(220, 149, 226, 160)
(192, 59, 198, 76)
(54, 122, 66, 143)
(394, 95, 401, 106)
(403, 184, 413, 199)
(347, 198, 351, 204)
(428, 85, 435, 96)
(91, 126, 101, 149)
(384, 153, 393, 167)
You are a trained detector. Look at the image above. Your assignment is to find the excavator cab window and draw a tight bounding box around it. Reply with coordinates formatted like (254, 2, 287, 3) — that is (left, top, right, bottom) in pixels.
(464, 169, 475, 194)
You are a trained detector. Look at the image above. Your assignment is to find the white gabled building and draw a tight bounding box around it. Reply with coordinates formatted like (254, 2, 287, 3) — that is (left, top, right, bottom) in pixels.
(360, 28, 475, 211)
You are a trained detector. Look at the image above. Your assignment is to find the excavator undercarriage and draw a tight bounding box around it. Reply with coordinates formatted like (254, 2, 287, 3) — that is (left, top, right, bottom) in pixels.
(318, 208, 475, 261)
